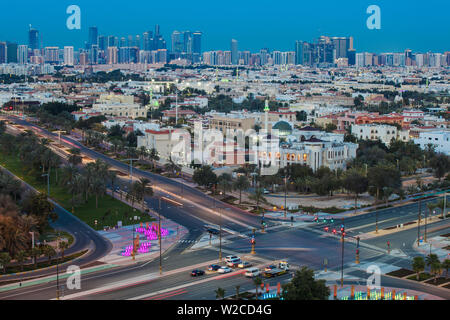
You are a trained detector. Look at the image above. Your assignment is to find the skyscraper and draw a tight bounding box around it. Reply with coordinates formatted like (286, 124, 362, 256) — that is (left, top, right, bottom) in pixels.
(18, 45, 28, 64)
(64, 46, 74, 66)
(171, 31, 183, 53)
(231, 39, 238, 65)
(193, 32, 202, 55)
(6, 43, 18, 63)
(98, 35, 107, 51)
(0, 42, 6, 64)
(88, 27, 98, 48)
(28, 26, 40, 50)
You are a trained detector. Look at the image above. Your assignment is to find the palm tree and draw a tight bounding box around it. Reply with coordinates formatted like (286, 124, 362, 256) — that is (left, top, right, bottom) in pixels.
(136, 178, 153, 207)
(108, 170, 118, 199)
(59, 241, 69, 259)
(138, 146, 148, 160)
(215, 287, 225, 300)
(253, 276, 263, 299)
(43, 245, 56, 266)
(165, 157, 181, 177)
(249, 188, 265, 214)
(15, 250, 28, 271)
(90, 177, 106, 209)
(233, 175, 250, 204)
(48, 152, 62, 184)
(426, 254, 441, 283)
(68, 148, 82, 166)
(218, 173, 233, 196)
(412, 256, 425, 280)
(442, 259, 450, 279)
(149, 148, 160, 170)
(0, 252, 11, 273)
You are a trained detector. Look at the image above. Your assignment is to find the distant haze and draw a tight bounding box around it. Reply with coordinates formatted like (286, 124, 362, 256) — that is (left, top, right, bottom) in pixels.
(0, 0, 449, 53)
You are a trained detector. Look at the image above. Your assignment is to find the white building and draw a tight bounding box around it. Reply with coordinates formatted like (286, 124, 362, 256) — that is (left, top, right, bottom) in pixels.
(64, 46, 74, 66)
(351, 124, 410, 146)
(414, 130, 450, 155)
(90, 94, 147, 119)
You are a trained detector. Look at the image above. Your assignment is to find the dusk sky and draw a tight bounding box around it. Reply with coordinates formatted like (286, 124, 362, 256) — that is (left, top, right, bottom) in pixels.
(1, 0, 449, 53)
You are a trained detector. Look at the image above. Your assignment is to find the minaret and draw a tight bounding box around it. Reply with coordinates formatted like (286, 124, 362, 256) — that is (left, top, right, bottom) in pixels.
(264, 100, 269, 132)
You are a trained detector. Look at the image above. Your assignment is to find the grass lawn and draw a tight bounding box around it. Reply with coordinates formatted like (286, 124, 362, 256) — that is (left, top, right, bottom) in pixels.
(406, 272, 433, 282)
(0, 152, 154, 229)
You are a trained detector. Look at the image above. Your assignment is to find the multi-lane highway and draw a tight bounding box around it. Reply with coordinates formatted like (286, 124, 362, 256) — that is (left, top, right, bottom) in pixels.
(1, 114, 449, 300)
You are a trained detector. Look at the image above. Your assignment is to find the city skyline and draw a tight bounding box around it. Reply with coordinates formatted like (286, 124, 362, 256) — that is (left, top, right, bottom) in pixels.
(1, 0, 450, 53)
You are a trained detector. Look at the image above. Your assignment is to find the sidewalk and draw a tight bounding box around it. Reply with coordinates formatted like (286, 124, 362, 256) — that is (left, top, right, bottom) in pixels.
(414, 235, 450, 260)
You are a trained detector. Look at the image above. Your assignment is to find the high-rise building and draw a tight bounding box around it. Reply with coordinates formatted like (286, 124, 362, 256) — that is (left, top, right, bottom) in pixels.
(28, 26, 40, 50)
(171, 31, 183, 53)
(331, 37, 351, 60)
(143, 31, 153, 51)
(44, 47, 59, 64)
(18, 45, 28, 64)
(98, 35, 107, 51)
(0, 42, 6, 64)
(64, 46, 74, 66)
(107, 47, 118, 64)
(192, 32, 202, 55)
(6, 42, 18, 63)
(231, 39, 238, 65)
(88, 27, 98, 48)
(108, 35, 117, 48)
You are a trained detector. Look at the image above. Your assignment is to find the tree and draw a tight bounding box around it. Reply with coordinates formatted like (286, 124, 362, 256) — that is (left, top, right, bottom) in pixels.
(215, 287, 225, 300)
(218, 173, 233, 196)
(59, 241, 69, 259)
(249, 188, 265, 214)
(22, 193, 56, 233)
(253, 276, 263, 299)
(68, 148, 83, 166)
(281, 266, 330, 300)
(430, 154, 450, 181)
(426, 254, 441, 283)
(412, 256, 425, 280)
(108, 170, 118, 199)
(148, 148, 160, 170)
(0, 252, 11, 273)
(342, 169, 368, 214)
(15, 250, 28, 271)
(136, 177, 154, 207)
(367, 164, 401, 202)
(442, 259, 450, 279)
(43, 245, 56, 266)
(193, 165, 218, 189)
(233, 175, 250, 204)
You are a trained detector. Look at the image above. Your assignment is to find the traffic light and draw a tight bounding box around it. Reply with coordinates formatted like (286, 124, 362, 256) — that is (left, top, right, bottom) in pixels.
(324, 226, 329, 232)
(332, 228, 337, 234)
(314, 216, 318, 222)
(331, 219, 334, 223)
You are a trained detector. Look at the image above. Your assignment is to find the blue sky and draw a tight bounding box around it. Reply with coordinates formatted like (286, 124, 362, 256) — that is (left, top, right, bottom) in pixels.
(0, 0, 449, 53)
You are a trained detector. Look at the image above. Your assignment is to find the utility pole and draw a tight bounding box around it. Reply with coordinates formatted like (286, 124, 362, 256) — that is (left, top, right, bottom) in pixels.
(284, 176, 288, 218)
(375, 209, 378, 233)
(159, 197, 162, 275)
(424, 205, 428, 242)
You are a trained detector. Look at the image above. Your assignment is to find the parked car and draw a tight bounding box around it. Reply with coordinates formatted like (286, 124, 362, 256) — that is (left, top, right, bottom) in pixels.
(244, 267, 261, 278)
(227, 258, 241, 268)
(218, 266, 232, 274)
(208, 264, 221, 271)
(190, 269, 205, 277)
(238, 261, 252, 268)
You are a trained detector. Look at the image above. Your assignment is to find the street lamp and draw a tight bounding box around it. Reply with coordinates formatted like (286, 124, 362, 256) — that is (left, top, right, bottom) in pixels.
(124, 158, 139, 185)
(56, 233, 60, 300)
(158, 197, 162, 275)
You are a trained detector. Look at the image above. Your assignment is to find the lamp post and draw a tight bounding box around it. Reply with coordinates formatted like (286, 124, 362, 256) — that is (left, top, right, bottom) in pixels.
(417, 200, 421, 246)
(284, 176, 288, 218)
(340, 230, 345, 288)
(124, 158, 139, 185)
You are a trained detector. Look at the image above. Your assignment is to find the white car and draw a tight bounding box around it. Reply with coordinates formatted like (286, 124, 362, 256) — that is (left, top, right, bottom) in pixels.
(244, 267, 260, 278)
(218, 266, 232, 274)
(238, 261, 252, 268)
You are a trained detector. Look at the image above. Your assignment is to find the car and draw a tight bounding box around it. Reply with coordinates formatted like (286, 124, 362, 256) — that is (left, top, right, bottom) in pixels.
(218, 266, 232, 274)
(226, 257, 241, 268)
(264, 265, 277, 272)
(225, 255, 240, 262)
(238, 261, 252, 268)
(208, 264, 221, 271)
(244, 267, 261, 278)
(206, 228, 220, 235)
(190, 269, 205, 277)
(263, 189, 270, 194)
